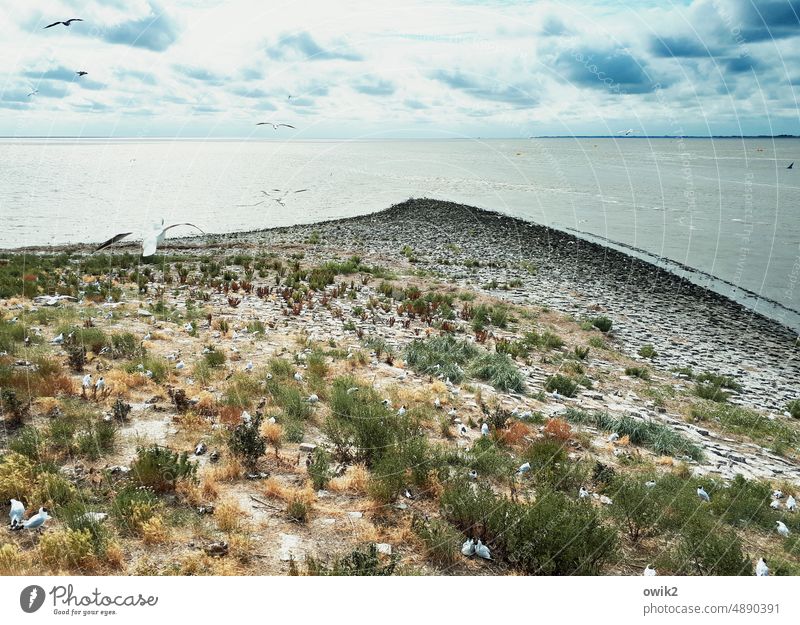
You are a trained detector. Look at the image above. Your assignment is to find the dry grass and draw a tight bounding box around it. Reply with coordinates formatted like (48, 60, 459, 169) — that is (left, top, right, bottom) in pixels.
(329, 464, 369, 493)
(195, 391, 217, 415)
(261, 422, 283, 448)
(105, 369, 149, 394)
(215, 499, 247, 533)
(140, 515, 171, 545)
(206, 457, 244, 483)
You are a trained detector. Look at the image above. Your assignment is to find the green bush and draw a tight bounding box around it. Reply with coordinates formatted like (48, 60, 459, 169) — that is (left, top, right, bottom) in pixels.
(308, 448, 332, 490)
(131, 445, 197, 492)
(469, 352, 525, 393)
(112, 485, 159, 535)
(689, 402, 798, 452)
(204, 348, 226, 368)
(304, 544, 397, 576)
(625, 366, 650, 380)
(405, 335, 478, 384)
(709, 474, 774, 530)
(564, 408, 703, 460)
(522, 438, 587, 492)
(638, 344, 658, 359)
(109, 332, 143, 359)
(670, 518, 751, 575)
(228, 413, 266, 469)
(606, 474, 662, 542)
(787, 400, 800, 419)
(545, 374, 578, 397)
(440, 482, 617, 575)
(412, 516, 462, 567)
(591, 316, 613, 333)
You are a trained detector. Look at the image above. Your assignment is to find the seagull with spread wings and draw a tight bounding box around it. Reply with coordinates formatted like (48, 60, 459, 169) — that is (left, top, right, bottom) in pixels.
(76, 71, 88, 77)
(256, 122, 296, 130)
(44, 18, 83, 28)
(95, 220, 205, 257)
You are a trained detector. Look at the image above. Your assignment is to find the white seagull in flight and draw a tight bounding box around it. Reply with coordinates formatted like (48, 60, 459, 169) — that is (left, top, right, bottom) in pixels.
(256, 122, 296, 130)
(94, 220, 205, 257)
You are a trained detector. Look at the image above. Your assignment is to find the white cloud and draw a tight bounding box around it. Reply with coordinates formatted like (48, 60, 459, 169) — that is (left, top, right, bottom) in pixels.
(0, 0, 797, 136)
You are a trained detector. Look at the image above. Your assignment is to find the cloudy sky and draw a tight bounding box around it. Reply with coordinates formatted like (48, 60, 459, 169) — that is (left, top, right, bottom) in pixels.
(0, 0, 798, 137)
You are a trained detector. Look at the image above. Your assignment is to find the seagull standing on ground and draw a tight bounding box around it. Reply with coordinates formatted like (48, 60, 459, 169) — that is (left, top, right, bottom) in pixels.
(481, 422, 489, 437)
(776, 521, 790, 538)
(16, 507, 50, 530)
(461, 538, 476, 556)
(787, 495, 796, 511)
(8, 499, 25, 528)
(756, 558, 769, 576)
(643, 564, 657, 576)
(579, 486, 590, 499)
(517, 462, 531, 475)
(44, 18, 83, 28)
(697, 486, 710, 502)
(474, 540, 492, 560)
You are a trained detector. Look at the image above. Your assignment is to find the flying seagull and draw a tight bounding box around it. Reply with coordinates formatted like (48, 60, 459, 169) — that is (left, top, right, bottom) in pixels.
(256, 122, 296, 130)
(76, 71, 88, 77)
(788, 162, 794, 169)
(44, 18, 83, 28)
(94, 221, 205, 257)
(27, 88, 38, 97)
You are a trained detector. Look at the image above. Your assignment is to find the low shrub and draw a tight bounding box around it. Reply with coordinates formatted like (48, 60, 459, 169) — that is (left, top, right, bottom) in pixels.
(440, 482, 617, 575)
(131, 445, 197, 492)
(412, 516, 462, 567)
(228, 413, 266, 469)
(545, 374, 578, 397)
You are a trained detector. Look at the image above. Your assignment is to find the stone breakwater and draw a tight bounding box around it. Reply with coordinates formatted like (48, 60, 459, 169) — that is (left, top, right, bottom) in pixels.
(219, 198, 797, 414)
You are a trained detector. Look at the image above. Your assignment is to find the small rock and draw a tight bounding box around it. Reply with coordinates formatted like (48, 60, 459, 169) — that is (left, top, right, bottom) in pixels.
(203, 541, 228, 557)
(299, 443, 318, 453)
(375, 543, 392, 556)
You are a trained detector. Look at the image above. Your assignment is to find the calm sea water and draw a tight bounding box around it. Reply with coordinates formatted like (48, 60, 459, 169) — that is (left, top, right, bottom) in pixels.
(1, 137, 798, 329)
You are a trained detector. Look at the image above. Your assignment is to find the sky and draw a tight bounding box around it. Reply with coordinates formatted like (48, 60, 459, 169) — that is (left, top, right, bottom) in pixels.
(0, 0, 798, 138)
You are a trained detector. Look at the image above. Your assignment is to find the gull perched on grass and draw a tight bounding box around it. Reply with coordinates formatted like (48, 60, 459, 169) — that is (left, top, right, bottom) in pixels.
(645, 480, 656, 488)
(697, 486, 710, 502)
(579, 486, 590, 499)
(461, 537, 476, 556)
(306, 394, 319, 403)
(776, 521, 790, 538)
(787, 495, 796, 511)
(14, 507, 50, 530)
(8, 498, 25, 528)
(643, 564, 657, 576)
(756, 558, 769, 576)
(481, 422, 489, 437)
(294, 371, 303, 382)
(94, 220, 205, 257)
(770, 499, 781, 510)
(468, 469, 478, 481)
(517, 462, 531, 475)
(474, 540, 492, 560)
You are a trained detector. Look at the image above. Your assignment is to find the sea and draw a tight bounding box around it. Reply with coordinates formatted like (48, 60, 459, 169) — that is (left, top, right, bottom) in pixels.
(0, 137, 798, 331)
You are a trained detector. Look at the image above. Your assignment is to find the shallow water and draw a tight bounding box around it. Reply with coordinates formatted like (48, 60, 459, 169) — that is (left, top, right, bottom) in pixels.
(1, 137, 798, 328)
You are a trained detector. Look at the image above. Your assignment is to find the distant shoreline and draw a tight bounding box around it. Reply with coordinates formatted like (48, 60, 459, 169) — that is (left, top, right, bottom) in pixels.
(0, 135, 797, 140)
